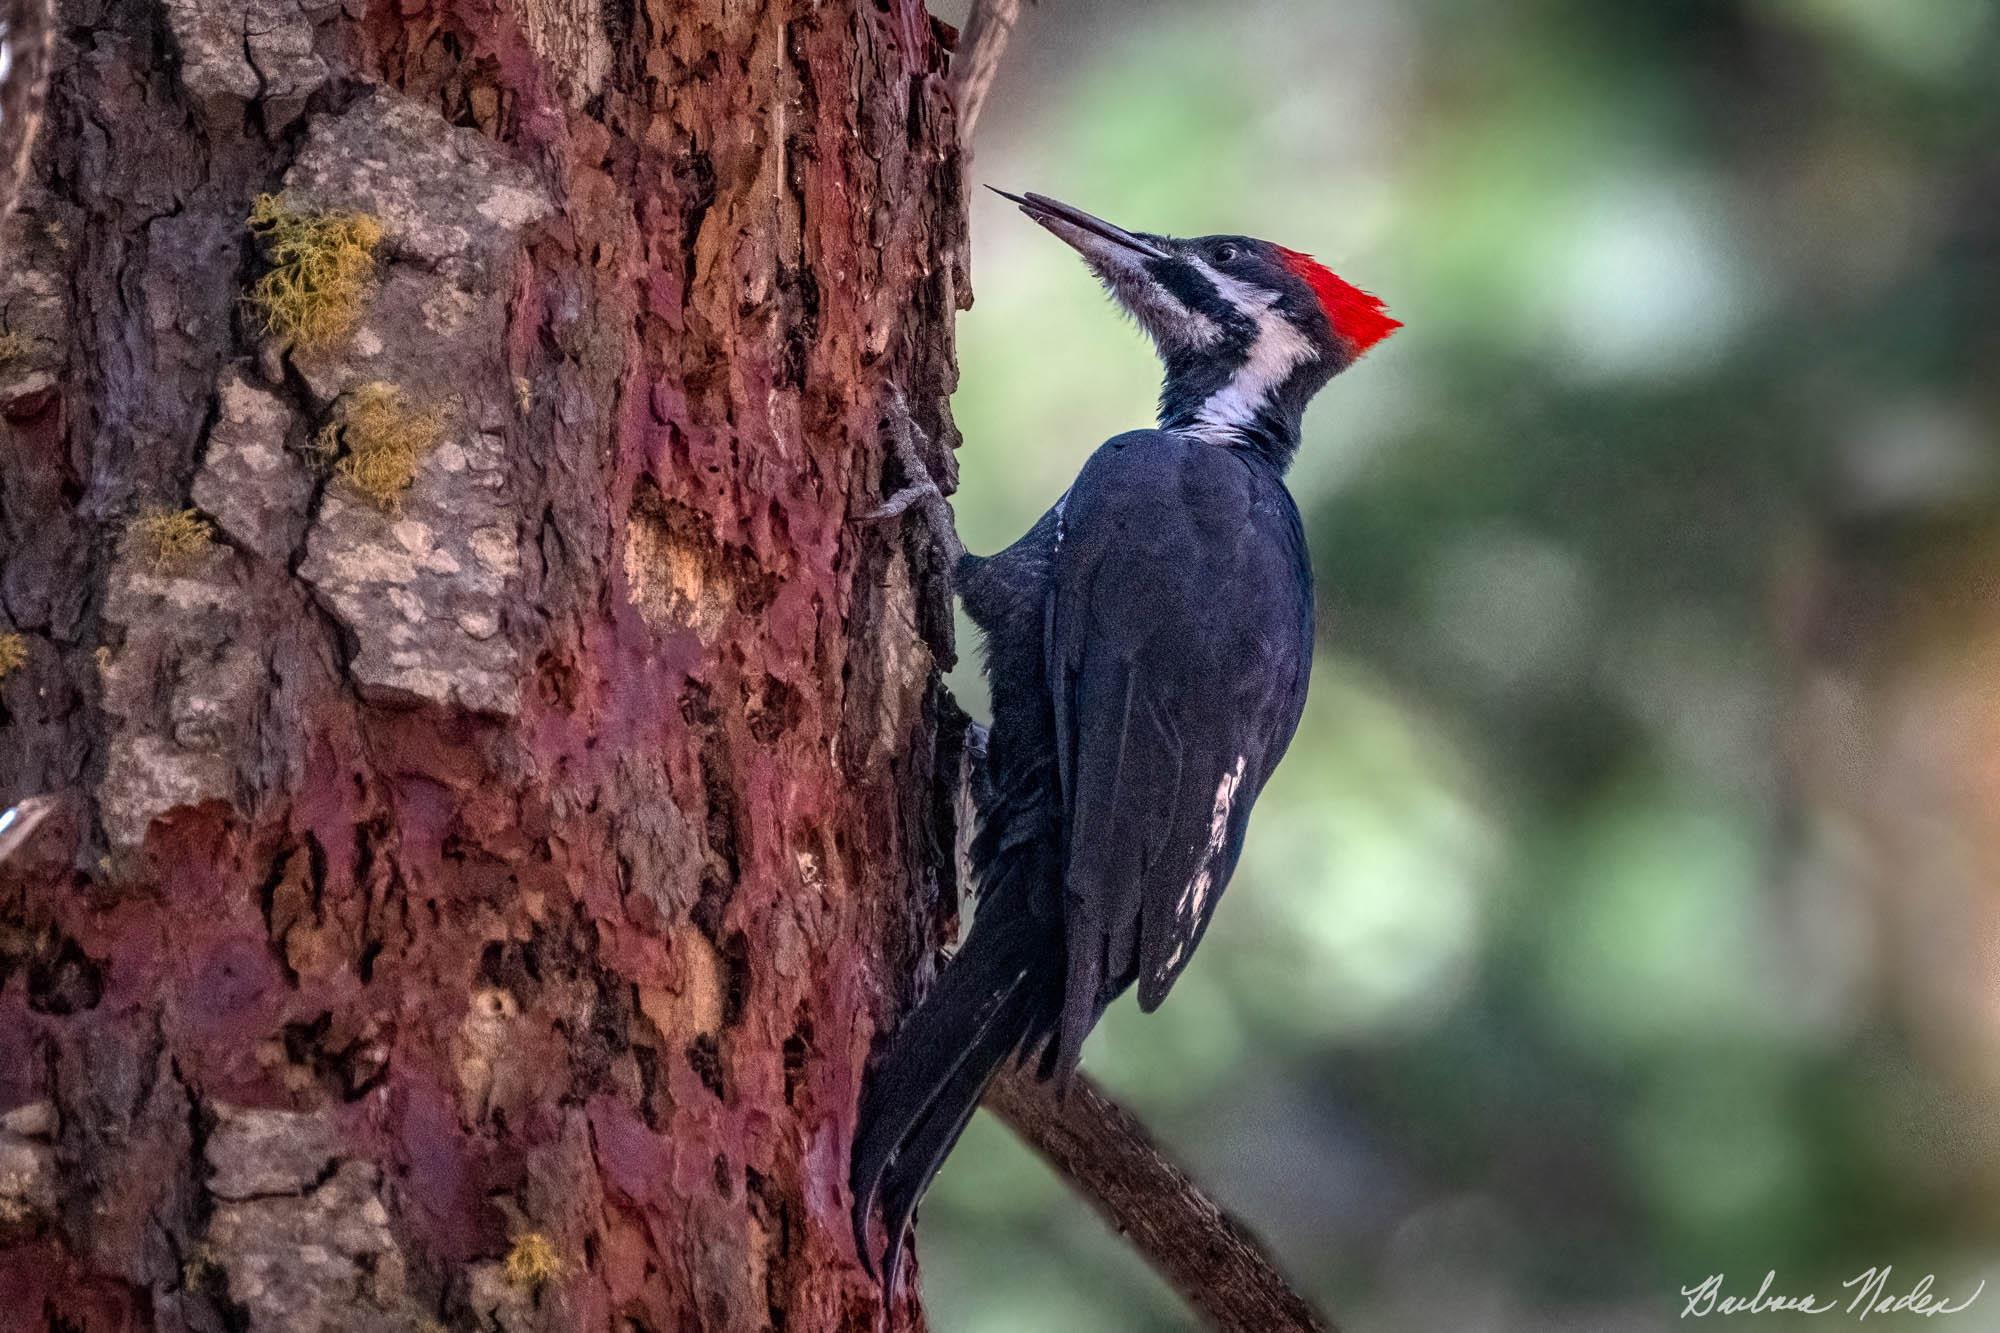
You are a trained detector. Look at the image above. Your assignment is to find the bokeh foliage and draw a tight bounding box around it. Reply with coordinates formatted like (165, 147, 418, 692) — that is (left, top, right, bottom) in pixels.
(921, 0, 2000, 1328)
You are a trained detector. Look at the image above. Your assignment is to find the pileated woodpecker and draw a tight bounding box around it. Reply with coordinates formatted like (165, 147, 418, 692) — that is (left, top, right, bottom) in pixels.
(853, 190, 1398, 1288)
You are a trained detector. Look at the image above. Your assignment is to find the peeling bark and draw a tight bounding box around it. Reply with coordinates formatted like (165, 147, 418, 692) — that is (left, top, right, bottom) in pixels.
(0, 0, 967, 1327)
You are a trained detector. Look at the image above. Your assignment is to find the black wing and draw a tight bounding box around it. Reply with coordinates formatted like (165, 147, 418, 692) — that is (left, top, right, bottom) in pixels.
(1044, 431, 1312, 1072)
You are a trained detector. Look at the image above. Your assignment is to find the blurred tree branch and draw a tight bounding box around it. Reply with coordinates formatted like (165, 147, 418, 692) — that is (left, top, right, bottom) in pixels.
(0, 0, 57, 219)
(947, 0, 1026, 144)
(986, 1066, 1337, 1333)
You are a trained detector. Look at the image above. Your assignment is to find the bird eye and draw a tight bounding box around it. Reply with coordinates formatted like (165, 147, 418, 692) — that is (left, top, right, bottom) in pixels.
(1213, 243, 1238, 263)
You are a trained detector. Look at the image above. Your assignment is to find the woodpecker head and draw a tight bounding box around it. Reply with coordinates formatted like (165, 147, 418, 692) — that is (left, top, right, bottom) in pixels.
(995, 189, 1398, 460)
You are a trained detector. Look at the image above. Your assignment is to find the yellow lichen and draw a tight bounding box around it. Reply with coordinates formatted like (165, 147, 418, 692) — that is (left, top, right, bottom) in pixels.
(130, 508, 215, 572)
(179, 1242, 221, 1291)
(0, 634, 27, 679)
(245, 193, 384, 349)
(504, 1231, 564, 1289)
(320, 382, 447, 510)
(0, 332, 26, 363)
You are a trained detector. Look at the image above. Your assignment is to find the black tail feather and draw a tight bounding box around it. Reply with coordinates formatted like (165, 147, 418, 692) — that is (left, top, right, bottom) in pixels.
(876, 982, 1034, 1293)
(850, 912, 1061, 1287)
(850, 971, 1020, 1275)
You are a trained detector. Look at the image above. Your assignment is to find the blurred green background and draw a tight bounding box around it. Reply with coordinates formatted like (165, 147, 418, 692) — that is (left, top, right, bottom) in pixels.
(921, 1, 2000, 1329)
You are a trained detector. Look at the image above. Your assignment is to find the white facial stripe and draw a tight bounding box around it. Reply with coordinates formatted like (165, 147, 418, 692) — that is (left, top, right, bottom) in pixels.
(1184, 261, 1316, 441)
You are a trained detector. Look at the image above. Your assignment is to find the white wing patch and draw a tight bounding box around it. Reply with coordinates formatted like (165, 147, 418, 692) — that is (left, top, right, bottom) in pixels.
(1160, 754, 1247, 982)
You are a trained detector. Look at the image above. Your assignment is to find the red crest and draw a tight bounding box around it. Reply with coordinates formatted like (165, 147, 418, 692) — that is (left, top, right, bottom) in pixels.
(1276, 247, 1400, 357)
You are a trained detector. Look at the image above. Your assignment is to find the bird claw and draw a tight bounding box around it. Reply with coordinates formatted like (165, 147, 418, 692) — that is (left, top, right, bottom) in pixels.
(860, 479, 940, 523)
(862, 389, 965, 565)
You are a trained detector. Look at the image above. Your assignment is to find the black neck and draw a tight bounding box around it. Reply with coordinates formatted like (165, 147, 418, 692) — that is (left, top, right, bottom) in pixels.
(1156, 352, 1334, 473)
(1158, 393, 1301, 469)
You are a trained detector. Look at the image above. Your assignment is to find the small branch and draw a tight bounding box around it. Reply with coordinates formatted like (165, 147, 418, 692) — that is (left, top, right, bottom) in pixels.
(0, 795, 56, 865)
(944, 0, 1024, 147)
(0, 0, 58, 221)
(985, 1066, 1337, 1333)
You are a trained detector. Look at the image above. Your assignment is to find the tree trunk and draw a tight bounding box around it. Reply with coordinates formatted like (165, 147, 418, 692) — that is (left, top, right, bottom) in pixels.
(0, 0, 968, 1327)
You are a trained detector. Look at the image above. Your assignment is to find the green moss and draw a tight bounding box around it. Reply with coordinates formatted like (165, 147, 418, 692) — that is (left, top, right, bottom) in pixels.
(245, 193, 383, 349)
(0, 634, 27, 679)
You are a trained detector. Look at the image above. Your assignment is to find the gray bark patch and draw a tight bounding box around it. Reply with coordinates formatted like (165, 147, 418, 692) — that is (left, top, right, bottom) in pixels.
(283, 89, 553, 716)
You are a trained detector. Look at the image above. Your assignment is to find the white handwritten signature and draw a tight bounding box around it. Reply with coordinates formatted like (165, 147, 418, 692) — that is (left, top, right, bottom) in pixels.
(1682, 1269, 1985, 1320)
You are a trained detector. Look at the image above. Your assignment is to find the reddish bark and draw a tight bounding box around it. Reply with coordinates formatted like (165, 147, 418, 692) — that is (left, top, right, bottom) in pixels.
(0, 0, 966, 1327)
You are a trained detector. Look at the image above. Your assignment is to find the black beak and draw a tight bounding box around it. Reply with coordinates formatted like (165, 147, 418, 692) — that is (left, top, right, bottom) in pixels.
(988, 188, 1172, 262)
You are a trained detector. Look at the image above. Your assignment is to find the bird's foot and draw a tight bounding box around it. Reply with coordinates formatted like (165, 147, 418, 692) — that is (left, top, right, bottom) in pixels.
(862, 483, 935, 521)
(861, 389, 966, 566)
